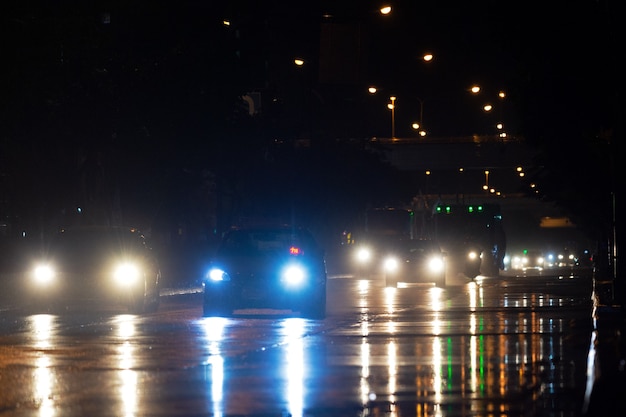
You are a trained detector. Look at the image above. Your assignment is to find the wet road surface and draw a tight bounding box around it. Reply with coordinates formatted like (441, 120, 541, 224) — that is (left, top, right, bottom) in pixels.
(0, 269, 594, 416)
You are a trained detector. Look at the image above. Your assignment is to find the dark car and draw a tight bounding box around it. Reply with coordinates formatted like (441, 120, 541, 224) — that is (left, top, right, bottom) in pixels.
(24, 226, 161, 313)
(202, 225, 327, 318)
(380, 239, 446, 287)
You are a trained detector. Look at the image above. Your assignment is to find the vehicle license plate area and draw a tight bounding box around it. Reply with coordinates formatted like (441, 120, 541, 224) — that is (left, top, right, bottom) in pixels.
(58, 273, 112, 298)
(241, 285, 270, 301)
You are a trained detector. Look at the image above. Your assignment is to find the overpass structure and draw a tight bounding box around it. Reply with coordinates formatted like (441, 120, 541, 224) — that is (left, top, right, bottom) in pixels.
(367, 134, 539, 197)
(365, 135, 592, 253)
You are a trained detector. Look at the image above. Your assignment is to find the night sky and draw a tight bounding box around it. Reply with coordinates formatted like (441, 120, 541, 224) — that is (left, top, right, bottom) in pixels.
(1, 1, 623, 242)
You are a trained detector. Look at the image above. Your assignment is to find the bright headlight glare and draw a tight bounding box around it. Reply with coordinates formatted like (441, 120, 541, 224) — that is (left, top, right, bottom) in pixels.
(283, 264, 306, 285)
(356, 247, 372, 263)
(467, 251, 479, 260)
(114, 262, 140, 285)
(208, 268, 229, 282)
(428, 257, 444, 273)
(34, 264, 55, 284)
(383, 257, 399, 273)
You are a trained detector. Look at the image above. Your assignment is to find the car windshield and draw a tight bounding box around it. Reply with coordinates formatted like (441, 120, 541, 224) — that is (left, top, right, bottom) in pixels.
(50, 229, 144, 259)
(220, 228, 317, 256)
(387, 239, 439, 254)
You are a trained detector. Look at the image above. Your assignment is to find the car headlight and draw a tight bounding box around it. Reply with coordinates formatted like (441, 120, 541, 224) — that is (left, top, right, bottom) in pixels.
(114, 262, 141, 286)
(356, 247, 372, 263)
(383, 257, 399, 273)
(467, 251, 479, 261)
(207, 267, 230, 282)
(282, 264, 306, 286)
(33, 264, 55, 284)
(428, 256, 444, 273)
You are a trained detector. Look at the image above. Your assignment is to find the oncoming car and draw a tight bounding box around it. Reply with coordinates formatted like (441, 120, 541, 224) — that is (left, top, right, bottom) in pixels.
(381, 239, 446, 287)
(25, 226, 161, 313)
(508, 250, 544, 271)
(202, 225, 327, 318)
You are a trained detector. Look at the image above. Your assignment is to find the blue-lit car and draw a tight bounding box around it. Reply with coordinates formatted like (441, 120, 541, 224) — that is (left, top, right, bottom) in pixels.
(202, 225, 327, 318)
(25, 226, 161, 313)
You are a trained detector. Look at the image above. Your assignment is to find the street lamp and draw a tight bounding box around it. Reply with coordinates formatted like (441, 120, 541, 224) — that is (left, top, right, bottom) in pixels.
(369, 87, 426, 138)
(470, 85, 507, 135)
(411, 97, 426, 136)
(388, 96, 396, 139)
(380, 5, 392, 15)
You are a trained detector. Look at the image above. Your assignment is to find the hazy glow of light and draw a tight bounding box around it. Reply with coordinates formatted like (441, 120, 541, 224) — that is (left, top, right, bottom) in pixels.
(116, 315, 136, 338)
(31, 314, 53, 347)
(35, 356, 54, 417)
(380, 6, 392, 15)
(358, 279, 370, 311)
(423, 53, 433, 62)
(203, 317, 227, 347)
(470, 334, 478, 393)
(201, 317, 227, 417)
(294, 58, 304, 66)
(430, 287, 443, 311)
(432, 312, 442, 336)
(116, 315, 138, 417)
(384, 286, 396, 314)
(282, 318, 306, 417)
(387, 341, 397, 403)
(208, 355, 224, 411)
(360, 338, 371, 405)
(119, 367, 138, 417)
(470, 313, 477, 334)
(30, 315, 56, 417)
(432, 337, 443, 404)
(361, 320, 369, 337)
(469, 281, 478, 310)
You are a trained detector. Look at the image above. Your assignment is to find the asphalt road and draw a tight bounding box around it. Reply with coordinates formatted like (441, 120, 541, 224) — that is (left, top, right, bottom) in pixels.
(0, 268, 595, 417)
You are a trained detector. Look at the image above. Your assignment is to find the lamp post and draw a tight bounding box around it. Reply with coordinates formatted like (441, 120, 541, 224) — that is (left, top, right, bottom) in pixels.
(370, 88, 426, 138)
(388, 96, 396, 139)
(411, 97, 426, 136)
(470, 85, 507, 136)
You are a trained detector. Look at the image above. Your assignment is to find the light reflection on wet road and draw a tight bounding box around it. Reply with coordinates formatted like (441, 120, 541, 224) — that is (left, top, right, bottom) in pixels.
(0, 270, 593, 416)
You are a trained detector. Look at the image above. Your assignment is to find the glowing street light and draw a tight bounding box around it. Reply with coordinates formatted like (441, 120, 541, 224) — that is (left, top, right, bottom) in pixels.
(470, 85, 507, 135)
(388, 96, 397, 139)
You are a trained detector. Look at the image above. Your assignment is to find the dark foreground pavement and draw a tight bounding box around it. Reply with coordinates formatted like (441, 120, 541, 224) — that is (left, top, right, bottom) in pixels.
(2, 265, 625, 416)
(582, 278, 626, 416)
